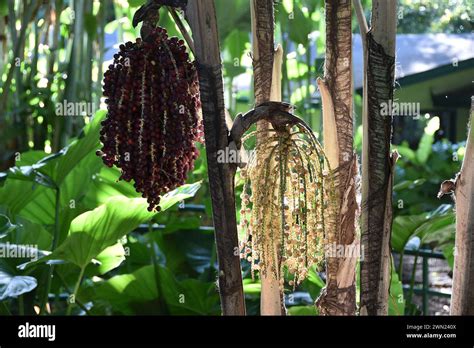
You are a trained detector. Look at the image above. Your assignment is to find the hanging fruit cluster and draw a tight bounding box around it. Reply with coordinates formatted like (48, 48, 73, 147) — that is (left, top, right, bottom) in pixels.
(98, 26, 203, 211)
(239, 123, 336, 291)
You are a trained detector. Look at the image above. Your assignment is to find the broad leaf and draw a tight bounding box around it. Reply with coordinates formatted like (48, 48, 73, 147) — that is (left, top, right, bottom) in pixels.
(93, 265, 160, 315)
(91, 264, 220, 315)
(40, 110, 106, 185)
(391, 214, 427, 253)
(0, 268, 37, 301)
(94, 243, 126, 275)
(158, 266, 220, 315)
(30, 183, 201, 268)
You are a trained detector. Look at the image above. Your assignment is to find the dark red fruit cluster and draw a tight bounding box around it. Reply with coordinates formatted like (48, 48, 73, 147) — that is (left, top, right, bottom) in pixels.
(98, 27, 203, 211)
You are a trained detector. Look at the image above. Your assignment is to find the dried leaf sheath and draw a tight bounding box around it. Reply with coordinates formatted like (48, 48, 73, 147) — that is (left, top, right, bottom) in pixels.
(360, 32, 396, 315)
(316, 0, 358, 316)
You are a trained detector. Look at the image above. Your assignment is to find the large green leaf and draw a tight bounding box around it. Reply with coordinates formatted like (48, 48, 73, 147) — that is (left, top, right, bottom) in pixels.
(391, 206, 454, 253)
(83, 166, 140, 208)
(153, 228, 214, 277)
(90, 264, 220, 315)
(158, 266, 220, 315)
(40, 110, 106, 185)
(0, 177, 49, 217)
(30, 183, 201, 269)
(4, 216, 52, 251)
(391, 214, 428, 253)
(19, 152, 102, 228)
(94, 243, 126, 275)
(0, 111, 106, 217)
(2, 165, 56, 189)
(93, 265, 160, 315)
(0, 268, 37, 301)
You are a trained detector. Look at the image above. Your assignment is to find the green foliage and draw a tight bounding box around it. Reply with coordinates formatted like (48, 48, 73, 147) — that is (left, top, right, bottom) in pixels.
(397, 0, 472, 34)
(0, 0, 469, 317)
(388, 261, 405, 315)
(28, 185, 199, 270)
(0, 268, 37, 301)
(287, 305, 318, 316)
(0, 109, 204, 315)
(87, 265, 220, 315)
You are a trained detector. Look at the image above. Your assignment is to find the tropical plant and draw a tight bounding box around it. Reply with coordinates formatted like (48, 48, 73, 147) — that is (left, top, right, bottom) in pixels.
(0, 110, 206, 315)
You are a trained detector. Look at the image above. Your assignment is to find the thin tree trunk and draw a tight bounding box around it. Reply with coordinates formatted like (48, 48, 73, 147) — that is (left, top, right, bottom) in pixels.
(359, 0, 397, 316)
(316, 0, 358, 316)
(185, 0, 246, 316)
(250, 0, 286, 316)
(450, 100, 474, 315)
(261, 46, 285, 315)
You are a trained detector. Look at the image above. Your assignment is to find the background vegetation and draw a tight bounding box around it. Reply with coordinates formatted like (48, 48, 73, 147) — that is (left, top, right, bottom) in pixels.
(0, 0, 471, 315)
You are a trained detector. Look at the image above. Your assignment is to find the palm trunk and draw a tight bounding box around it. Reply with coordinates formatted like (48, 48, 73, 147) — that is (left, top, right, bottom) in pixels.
(316, 0, 358, 316)
(185, 0, 246, 315)
(250, 0, 286, 316)
(261, 47, 286, 315)
(358, 0, 397, 316)
(450, 100, 474, 315)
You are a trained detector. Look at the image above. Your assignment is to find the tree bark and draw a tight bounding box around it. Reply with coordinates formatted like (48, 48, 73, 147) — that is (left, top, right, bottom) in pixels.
(316, 0, 358, 316)
(359, 0, 397, 316)
(450, 99, 474, 315)
(185, 0, 246, 315)
(250, 0, 285, 315)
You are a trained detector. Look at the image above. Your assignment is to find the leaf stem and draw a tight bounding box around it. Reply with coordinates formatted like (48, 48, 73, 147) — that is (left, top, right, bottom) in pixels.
(54, 268, 91, 315)
(66, 266, 85, 316)
(39, 186, 60, 315)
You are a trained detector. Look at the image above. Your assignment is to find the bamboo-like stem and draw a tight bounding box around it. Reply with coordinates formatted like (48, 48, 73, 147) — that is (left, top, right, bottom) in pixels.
(185, 0, 246, 316)
(450, 100, 474, 315)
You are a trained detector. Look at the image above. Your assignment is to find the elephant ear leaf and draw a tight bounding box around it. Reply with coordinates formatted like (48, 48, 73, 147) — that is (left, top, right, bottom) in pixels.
(0, 268, 37, 301)
(26, 182, 201, 269)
